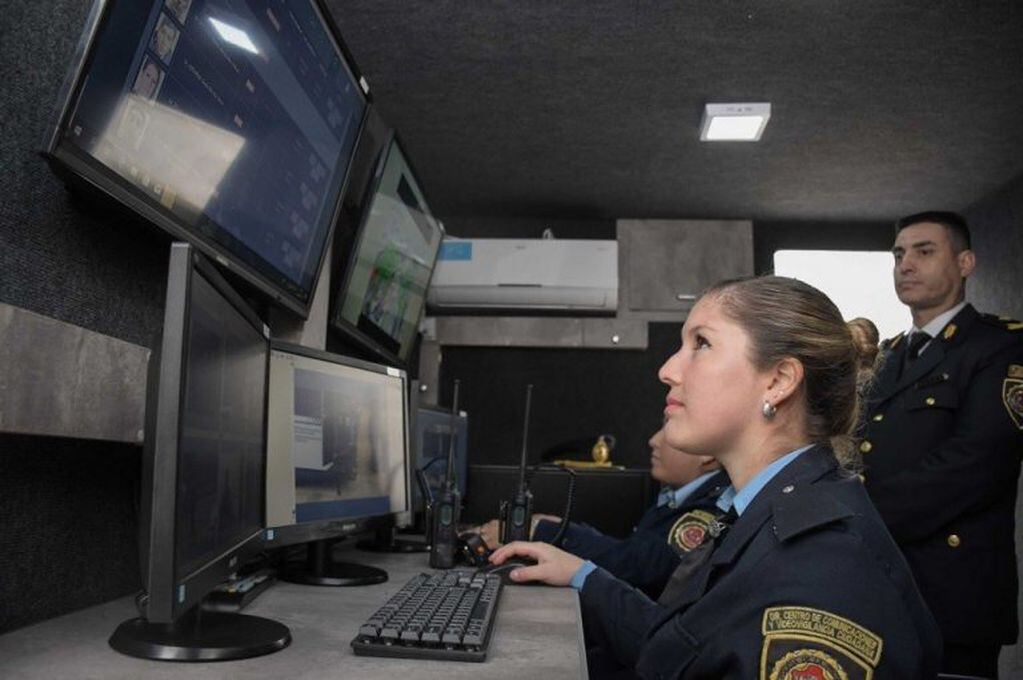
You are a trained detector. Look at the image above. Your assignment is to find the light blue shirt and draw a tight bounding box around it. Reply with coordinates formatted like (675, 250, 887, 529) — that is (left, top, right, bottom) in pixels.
(715, 444, 813, 516)
(571, 444, 813, 591)
(656, 470, 720, 509)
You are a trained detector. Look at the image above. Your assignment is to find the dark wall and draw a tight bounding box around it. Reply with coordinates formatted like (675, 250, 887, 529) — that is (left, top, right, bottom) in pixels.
(0, 5, 175, 349)
(439, 322, 683, 471)
(0, 434, 142, 634)
(963, 174, 1023, 320)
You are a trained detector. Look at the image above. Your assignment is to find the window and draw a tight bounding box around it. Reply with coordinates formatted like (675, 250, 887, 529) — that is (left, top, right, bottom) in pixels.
(773, 250, 909, 341)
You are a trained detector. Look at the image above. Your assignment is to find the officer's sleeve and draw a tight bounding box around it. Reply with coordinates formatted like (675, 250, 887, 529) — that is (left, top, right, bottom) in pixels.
(589, 534, 680, 599)
(869, 343, 1023, 543)
(577, 566, 663, 668)
(532, 519, 622, 559)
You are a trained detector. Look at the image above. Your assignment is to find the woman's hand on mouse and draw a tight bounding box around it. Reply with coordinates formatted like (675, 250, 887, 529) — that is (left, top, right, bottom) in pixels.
(489, 541, 584, 586)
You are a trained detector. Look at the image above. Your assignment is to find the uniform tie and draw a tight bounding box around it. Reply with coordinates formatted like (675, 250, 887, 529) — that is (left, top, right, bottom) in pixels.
(657, 506, 738, 605)
(905, 331, 931, 364)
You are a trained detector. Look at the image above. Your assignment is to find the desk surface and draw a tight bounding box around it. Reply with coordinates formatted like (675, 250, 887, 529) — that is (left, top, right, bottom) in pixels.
(0, 545, 587, 679)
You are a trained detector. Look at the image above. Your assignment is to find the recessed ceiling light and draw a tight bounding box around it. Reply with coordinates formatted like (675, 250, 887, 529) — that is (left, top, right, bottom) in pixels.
(700, 103, 771, 142)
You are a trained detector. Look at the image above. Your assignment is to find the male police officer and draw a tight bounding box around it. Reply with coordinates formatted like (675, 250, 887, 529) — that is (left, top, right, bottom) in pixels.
(477, 427, 727, 599)
(860, 211, 1023, 678)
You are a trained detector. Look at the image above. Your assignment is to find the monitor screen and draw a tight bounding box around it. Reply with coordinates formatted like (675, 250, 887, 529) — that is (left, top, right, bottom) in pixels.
(140, 242, 269, 623)
(266, 342, 409, 538)
(47, 0, 368, 317)
(330, 135, 443, 365)
(413, 406, 468, 513)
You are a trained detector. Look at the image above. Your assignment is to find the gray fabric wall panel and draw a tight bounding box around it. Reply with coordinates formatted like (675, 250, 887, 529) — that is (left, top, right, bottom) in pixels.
(0, 1, 169, 350)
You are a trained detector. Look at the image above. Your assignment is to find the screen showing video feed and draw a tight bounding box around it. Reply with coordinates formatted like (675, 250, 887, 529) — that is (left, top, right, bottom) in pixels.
(266, 348, 407, 526)
(332, 139, 443, 363)
(176, 270, 267, 581)
(58, 0, 366, 307)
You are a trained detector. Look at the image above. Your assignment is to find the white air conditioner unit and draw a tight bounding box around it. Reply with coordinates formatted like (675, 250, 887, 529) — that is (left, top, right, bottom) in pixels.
(427, 238, 618, 311)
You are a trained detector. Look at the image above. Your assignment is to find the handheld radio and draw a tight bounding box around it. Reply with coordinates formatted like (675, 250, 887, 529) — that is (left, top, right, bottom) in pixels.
(499, 384, 535, 544)
(428, 380, 462, 569)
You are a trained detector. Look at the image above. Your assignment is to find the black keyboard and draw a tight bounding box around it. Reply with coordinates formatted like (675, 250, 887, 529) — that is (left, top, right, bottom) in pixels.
(351, 570, 503, 662)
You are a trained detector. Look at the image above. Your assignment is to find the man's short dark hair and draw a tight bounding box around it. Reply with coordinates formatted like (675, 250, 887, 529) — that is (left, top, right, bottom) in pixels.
(895, 211, 972, 253)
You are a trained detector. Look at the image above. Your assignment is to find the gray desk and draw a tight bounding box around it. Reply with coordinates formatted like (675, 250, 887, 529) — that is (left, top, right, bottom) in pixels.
(0, 547, 587, 679)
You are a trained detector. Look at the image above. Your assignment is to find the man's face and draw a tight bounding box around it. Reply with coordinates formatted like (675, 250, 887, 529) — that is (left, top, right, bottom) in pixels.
(892, 222, 973, 315)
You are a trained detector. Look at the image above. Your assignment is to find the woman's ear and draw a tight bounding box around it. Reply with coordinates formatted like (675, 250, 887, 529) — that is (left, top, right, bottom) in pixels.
(765, 357, 804, 408)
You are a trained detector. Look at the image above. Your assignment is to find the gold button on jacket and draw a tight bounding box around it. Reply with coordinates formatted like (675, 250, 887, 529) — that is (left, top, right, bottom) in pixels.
(947, 534, 961, 548)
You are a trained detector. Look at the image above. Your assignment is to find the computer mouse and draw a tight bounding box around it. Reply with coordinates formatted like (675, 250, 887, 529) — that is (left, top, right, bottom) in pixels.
(479, 557, 538, 585)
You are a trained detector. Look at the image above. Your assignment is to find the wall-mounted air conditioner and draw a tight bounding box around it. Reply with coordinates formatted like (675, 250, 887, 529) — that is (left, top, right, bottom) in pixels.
(426, 238, 618, 312)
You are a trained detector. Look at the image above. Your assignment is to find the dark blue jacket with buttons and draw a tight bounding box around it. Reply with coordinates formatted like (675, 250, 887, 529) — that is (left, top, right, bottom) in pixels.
(578, 446, 942, 679)
(860, 303, 1023, 646)
(533, 470, 728, 599)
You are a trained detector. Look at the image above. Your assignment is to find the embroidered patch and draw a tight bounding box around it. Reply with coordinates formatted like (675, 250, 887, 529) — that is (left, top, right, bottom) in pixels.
(767, 648, 848, 680)
(760, 607, 882, 680)
(1009, 364, 1023, 379)
(1004, 378, 1023, 430)
(667, 509, 716, 553)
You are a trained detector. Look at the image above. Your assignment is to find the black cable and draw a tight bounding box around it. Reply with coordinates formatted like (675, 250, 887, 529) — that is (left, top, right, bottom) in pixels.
(530, 464, 577, 548)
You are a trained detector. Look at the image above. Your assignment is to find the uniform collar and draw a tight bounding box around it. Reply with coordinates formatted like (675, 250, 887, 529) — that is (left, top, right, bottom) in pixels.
(658, 469, 723, 508)
(715, 444, 814, 515)
(909, 300, 967, 343)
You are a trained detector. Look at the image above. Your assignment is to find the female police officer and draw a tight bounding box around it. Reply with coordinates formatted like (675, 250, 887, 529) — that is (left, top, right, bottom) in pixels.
(490, 276, 942, 679)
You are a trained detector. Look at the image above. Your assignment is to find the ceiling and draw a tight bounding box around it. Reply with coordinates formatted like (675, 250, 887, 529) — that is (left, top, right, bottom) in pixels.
(325, 1, 1023, 224)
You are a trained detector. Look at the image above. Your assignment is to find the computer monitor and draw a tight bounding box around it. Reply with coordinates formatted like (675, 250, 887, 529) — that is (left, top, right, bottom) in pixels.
(329, 133, 444, 366)
(45, 0, 368, 318)
(109, 242, 290, 661)
(265, 340, 410, 585)
(412, 405, 469, 523)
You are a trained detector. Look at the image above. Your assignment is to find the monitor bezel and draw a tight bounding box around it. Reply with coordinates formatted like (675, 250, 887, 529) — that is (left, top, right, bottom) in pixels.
(328, 131, 445, 367)
(42, 0, 371, 319)
(141, 242, 270, 623)
(264, 339, 412, 550)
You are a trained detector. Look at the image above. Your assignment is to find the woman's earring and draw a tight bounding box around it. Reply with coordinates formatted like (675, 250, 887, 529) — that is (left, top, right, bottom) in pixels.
(762, 401, 777, 419)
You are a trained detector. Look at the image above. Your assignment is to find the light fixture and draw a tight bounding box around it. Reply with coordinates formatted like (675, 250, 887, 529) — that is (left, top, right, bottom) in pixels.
(700, 103, 771, 142)
(209, 17, 259, 55)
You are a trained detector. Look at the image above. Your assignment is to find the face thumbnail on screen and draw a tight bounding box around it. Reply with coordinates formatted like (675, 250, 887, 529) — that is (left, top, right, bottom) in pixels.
(266, 348, 408, 529)
(332, 140, 442, 363)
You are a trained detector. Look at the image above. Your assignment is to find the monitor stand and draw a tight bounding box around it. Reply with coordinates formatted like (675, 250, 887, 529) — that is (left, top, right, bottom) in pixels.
(280, 538, 388, 586)
(356, 525, 429, 553)
(109, 606, 291, 661)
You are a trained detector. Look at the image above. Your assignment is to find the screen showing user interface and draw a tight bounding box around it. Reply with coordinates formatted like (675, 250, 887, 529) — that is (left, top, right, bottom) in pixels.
(332, 139, 442, 363)
(59, 0, 366, 306)
(176, 269, 267, 580)
(413, 407, 467, 511)
(266, 349, 408, 526)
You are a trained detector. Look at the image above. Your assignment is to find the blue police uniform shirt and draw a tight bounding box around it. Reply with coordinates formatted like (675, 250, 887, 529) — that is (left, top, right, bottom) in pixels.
(570, 445, 812, 590)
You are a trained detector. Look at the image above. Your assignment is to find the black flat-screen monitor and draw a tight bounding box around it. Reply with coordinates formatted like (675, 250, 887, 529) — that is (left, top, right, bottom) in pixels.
(412, 405, 468, 517)
(45, 0, 368, 318)
(265, 340, 410, 584)
(110, 242, 290, 661)
(330, 133, 444, 366)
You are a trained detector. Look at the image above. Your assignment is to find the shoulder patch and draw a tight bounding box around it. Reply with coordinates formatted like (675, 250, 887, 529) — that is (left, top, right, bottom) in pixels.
(761, 606, 882, 680)
(982, 313, 1023, 331)
(667, 509, 717, 553)
(1004, 378, 1023, 430)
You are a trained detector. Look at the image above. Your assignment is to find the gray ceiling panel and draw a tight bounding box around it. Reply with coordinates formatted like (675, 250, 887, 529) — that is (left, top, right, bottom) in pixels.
(325, 1, 1023, 222)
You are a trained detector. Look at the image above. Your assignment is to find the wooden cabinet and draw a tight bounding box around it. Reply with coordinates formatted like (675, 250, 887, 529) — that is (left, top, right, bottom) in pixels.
(618, 219, 753, 314)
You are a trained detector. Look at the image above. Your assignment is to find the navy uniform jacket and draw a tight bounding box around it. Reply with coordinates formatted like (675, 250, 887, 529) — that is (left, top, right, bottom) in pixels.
(578, 446, 941, 679)
(533, 471, 728, 599)
(860, 304, 1023, 646)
